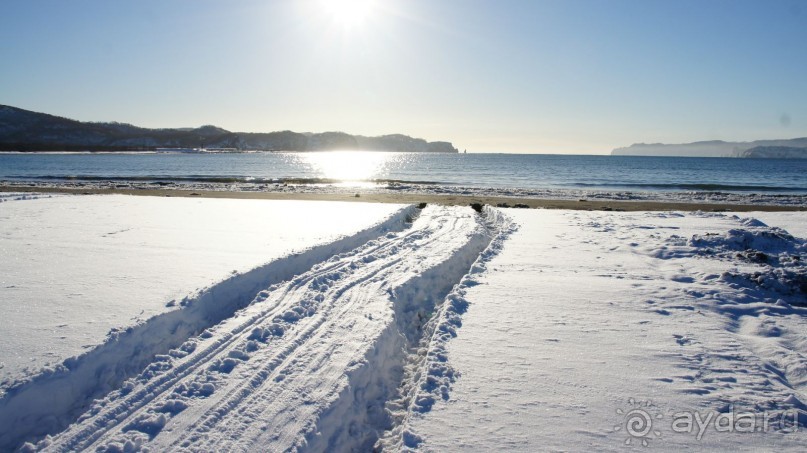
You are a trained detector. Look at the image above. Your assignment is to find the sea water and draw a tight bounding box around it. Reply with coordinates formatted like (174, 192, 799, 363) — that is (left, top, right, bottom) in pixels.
(0, 152, 806, 194)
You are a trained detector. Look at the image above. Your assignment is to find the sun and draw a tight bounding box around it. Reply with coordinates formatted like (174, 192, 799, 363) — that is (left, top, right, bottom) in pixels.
(321, 0, 376, 27)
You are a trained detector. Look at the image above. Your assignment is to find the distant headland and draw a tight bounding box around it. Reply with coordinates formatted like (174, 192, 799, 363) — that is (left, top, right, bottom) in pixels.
(0, 105, 458, 153)
(612, 138, 807, 158)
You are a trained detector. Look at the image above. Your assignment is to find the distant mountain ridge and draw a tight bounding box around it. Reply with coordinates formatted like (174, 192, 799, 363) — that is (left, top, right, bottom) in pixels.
(0, 105, 458, 153)
(612, 137, 807, 158)
(738, 146, 807, 159)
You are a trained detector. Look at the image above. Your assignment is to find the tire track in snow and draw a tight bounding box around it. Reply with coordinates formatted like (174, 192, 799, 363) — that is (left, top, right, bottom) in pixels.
(34, 224, 416, 452)
(159, 208, 483, 451)
(0, 205, 418, 452)
(163, 259, 401, 450)
(31, 206, 497, 452)
(377, 206, 518, 450)
(204, 215, 482, 451)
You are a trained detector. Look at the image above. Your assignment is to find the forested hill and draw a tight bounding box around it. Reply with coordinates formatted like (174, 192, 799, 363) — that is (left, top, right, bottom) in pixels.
(0, 105, 458, 153)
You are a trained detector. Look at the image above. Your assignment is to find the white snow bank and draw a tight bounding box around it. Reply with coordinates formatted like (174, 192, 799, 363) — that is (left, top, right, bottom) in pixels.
(28, 206, 492, 452)
(377, 206, 518, 450)
(411, 209, 807, 451)
(737, 211, 807, 239)
(0, 195, 404, 386)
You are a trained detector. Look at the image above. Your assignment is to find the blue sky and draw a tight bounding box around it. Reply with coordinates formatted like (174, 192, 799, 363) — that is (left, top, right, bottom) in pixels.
(2, 0, 806, 153)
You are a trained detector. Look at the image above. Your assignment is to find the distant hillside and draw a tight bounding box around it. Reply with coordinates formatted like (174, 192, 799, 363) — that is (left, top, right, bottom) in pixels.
(612, 137, 807, 157)
(0, 105, 458, 153)
(739, 146, 807, 159)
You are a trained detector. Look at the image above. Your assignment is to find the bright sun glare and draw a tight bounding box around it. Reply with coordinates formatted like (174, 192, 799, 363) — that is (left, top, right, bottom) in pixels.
(304, 151, 389, 184)
(321, 0, 376, 27)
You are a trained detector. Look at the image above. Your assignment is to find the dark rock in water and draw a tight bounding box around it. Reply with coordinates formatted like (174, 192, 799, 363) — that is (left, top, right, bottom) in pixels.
(601, 206, 613, 211)
(417, 202, 427, 209)
(496, 203, 510, 208)
(354, 193, 360, 198)
(513, 203, 529, 209)
(470, 203, 484, 213)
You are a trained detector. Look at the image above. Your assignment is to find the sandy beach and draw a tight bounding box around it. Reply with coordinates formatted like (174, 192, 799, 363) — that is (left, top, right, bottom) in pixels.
(2, 185, 804, 212)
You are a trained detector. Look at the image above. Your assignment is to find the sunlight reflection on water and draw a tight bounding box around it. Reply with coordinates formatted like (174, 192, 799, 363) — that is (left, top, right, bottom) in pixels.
(299, 151, 403, 183)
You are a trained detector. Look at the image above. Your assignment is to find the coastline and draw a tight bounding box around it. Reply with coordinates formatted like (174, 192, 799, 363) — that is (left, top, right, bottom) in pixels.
(2, 185, 804, 212)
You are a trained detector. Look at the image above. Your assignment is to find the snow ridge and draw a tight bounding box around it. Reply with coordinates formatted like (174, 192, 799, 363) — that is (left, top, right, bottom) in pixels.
(23, 205, 489, 452)
(377, 206, 518, 450)
(305, 208, 510, 451)
(0, 204, 418, 452)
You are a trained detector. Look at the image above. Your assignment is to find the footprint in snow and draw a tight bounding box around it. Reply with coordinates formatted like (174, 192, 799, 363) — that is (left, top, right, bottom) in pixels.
(673, 334, 692, 346)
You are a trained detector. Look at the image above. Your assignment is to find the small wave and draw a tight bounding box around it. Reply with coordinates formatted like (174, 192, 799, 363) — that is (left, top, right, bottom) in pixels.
(564, 182, 807, 193)
(2, 175, 451, 186)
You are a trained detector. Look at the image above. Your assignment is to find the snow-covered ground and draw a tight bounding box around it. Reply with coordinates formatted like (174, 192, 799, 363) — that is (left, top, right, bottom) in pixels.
(0, 195, 404, 387)
(408, 209, 807, 451)
(743, 211, 807, 239)
(1, 194, 805, 451)
(17, 205, 496, 452)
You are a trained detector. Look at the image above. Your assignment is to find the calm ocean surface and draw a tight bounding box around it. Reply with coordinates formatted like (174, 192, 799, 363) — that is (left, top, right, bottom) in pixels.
(1, 152, 806, 194)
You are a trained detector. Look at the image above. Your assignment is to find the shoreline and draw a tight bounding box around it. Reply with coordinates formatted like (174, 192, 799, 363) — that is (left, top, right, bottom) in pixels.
(2, 185, 804, 212)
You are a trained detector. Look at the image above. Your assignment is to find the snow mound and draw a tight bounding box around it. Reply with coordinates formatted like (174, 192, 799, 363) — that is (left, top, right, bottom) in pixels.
(685, 218, 806, 301)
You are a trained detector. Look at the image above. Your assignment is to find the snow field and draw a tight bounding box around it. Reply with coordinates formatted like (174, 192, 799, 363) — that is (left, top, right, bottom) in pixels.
(0, 195, 409, 450)
(0, 195, 405, 385)
(412, 209, 807, 451)
(21, 205, 510, 452)
(3, 194, 805, 452)
(377, 206, 518, 450)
